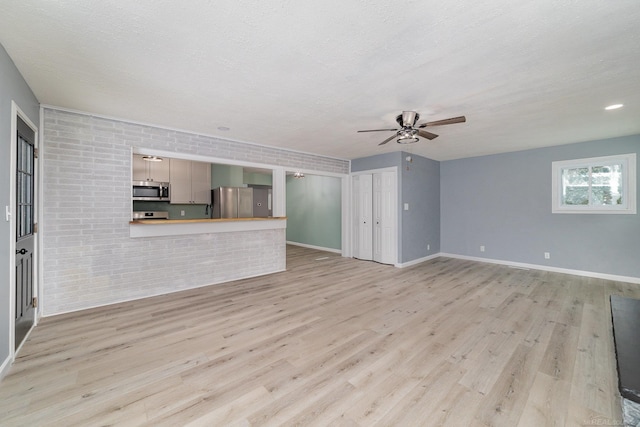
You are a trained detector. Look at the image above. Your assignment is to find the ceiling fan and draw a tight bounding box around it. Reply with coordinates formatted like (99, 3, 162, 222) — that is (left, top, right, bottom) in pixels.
(358, 111, 466, 145)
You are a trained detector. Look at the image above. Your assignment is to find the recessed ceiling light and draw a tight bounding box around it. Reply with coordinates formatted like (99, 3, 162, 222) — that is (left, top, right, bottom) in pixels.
(605, 104, 624, 110)
(217, 126, 230, 131)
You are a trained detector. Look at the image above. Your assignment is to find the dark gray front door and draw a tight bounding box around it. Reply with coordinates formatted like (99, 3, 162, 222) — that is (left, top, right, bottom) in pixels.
(15, 116, 35, 350)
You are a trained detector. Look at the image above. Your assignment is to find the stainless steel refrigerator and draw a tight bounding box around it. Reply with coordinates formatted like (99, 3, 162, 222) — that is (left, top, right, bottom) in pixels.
(252, 187, 272, 217)
(211, 187, 272, 218)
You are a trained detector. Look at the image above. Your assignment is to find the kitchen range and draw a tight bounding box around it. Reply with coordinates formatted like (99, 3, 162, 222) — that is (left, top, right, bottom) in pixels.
(131, 211, 169, 220)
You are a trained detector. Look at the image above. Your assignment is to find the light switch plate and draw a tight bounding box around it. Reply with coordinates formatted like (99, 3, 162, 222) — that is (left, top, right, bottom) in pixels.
(404, 203, 409, 211)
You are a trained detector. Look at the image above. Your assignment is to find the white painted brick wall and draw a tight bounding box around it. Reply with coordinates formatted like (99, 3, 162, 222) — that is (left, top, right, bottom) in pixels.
(42, 108, 347, 315)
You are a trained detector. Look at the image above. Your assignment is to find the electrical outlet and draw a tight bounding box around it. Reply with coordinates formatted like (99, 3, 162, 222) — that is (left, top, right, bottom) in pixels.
(427, 244, 430, 251)
(181, 210, 185, 216)
(480, 245, 485, 252)
(544, 252, 550, 259)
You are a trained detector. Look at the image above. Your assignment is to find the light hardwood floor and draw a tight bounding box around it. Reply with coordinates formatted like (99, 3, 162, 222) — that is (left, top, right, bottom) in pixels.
(1, 246, 638, 426)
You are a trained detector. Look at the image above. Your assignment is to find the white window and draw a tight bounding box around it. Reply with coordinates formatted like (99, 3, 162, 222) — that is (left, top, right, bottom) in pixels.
(552, 153, 636, 214)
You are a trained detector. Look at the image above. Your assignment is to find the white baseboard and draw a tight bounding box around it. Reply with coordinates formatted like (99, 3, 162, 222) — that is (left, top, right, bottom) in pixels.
(439, 252, 640, 284)
(286, 241, 342, 254)
(0, 353, 12, 381)
(395, 253, 440, 268)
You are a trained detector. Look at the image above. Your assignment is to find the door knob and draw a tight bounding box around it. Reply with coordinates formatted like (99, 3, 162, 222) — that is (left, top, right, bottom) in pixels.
(16, 248, 27, 255)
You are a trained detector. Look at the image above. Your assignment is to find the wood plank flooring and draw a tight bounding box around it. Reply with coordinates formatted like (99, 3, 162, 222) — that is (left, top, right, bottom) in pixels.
(1, 246, 637, 426)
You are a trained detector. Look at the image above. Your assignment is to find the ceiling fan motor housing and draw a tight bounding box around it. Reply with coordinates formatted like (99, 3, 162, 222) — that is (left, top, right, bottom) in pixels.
(398, 111, 419, 127)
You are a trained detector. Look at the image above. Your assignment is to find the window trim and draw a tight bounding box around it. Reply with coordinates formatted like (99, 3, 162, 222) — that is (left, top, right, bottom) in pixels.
(552, 153, 636, 214)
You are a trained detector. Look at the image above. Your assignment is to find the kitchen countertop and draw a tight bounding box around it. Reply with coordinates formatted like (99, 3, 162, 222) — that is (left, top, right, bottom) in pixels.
(130, 217, 286, 225)
(129, 216, 287, 238)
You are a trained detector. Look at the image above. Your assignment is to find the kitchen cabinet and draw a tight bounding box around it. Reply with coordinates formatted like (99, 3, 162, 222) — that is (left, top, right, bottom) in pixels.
(170, 159, 211, 204)
(132, 154, 171, 182)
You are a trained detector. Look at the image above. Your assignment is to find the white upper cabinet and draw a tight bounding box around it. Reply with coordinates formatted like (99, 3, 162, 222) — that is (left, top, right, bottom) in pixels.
(190, 161, 212, 204)
(170, 159, 211, 204)
(132, 154, 170, 182)
(169, 159, 191, 204)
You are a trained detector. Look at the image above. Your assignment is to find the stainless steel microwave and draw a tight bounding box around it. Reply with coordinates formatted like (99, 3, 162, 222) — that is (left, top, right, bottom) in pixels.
(132, 181, 170, 201)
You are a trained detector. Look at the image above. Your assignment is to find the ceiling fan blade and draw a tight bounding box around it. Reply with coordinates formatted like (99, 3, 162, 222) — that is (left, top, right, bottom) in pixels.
(418, 129, 439, 140)
(378, 134, 398, 146)
(419, 116, 466, 128)
(357, 128, 398, 133)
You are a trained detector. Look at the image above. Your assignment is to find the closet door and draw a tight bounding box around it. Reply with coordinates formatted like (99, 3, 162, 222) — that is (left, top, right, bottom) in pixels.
(374, 171, 396, 264)
(354, 174, 373, 260)
(372, 173, 383, 263)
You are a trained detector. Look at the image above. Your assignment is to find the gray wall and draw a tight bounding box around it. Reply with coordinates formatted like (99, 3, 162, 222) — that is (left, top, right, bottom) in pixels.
(401, 154, 440, 262)
(286, 174, 342, 251)
(0, 44, 39, 367)
(351, 151, 440, 263)
(441, 135, 640, 278)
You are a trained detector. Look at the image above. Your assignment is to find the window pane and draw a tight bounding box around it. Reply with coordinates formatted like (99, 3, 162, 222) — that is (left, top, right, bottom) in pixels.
(27, 143, 33, 174)
(17, 173, 22, 204)
(23, 174, 28, 206)
(562, 167, 589, 205)
(591, 164, 622, 205)
(19, 205, 25, 238)
(26, 174, 32, 204)
(26, 205, 32, 235)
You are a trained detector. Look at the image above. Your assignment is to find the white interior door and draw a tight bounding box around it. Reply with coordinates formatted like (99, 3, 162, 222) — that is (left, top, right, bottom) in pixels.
(355, 174, 373, 260)
(352, 169, 397, 265)
(374, 171, 396, 264)
(372, 173, 383, 262)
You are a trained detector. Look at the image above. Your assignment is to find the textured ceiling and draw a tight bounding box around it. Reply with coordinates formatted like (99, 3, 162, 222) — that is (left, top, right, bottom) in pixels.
(1, 1, 639, 161)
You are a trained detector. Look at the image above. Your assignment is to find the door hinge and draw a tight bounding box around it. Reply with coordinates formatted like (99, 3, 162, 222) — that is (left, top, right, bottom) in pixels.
(33, 222, 38, 233)
(32, 297, 38, 308)
(34, 147, 39, 159)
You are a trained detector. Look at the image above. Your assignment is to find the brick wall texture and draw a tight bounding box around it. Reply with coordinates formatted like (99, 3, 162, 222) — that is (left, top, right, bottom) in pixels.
(42, 108, 348, 315)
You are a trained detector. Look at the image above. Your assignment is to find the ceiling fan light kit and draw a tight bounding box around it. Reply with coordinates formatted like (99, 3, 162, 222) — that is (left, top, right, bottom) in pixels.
(398, 128, 420, 144)
(357, 111, 466, 146)
(142, 155, 163, 162)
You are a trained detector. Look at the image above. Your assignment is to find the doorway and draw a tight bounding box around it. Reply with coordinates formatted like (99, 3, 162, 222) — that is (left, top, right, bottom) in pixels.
(285, 172, 343, 254)
(14, 112, 37, 350)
